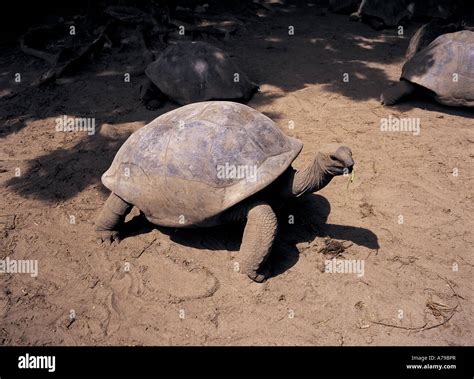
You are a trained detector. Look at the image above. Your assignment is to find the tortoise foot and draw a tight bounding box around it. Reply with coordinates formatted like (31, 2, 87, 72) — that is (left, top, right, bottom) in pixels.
(96, 230, 121, 246)
(247, 266, 271, 283)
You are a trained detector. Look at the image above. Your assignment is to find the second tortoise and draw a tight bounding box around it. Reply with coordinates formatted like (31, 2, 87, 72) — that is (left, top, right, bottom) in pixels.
(381, 30, 474, 107)
(141, 41, 258, 108)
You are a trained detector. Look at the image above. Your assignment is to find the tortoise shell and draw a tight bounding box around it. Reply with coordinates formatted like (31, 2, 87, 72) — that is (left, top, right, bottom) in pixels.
(102, 102, 303, 227)
(402, 30, 474, 107)
(145, 41, 257, 105)
(357, 0, 411, 26)
(405, 20, 464, 61)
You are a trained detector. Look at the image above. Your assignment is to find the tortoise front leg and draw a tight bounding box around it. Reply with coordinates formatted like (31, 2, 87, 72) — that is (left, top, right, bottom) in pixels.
(140, 79, 167, 110)
(225, 201, 278, 282)
(95, 192, 132, 245)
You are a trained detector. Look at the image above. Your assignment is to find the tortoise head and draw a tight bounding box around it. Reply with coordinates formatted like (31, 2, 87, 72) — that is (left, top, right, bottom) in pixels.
(318, 145, 354, 176)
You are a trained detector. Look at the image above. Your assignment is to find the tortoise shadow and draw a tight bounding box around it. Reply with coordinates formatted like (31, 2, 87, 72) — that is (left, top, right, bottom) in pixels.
(121, 193, 379, 279)
(383, 86, 474, 117)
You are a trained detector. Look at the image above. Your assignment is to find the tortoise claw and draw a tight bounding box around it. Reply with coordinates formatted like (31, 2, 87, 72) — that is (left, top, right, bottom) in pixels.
(247, 266, 271, 283)
(96, 230, 121, 246)
(248, 272, 267, 283)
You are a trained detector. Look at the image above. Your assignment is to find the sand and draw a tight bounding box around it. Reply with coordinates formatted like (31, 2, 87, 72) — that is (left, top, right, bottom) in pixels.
(0, 3, 473, 345)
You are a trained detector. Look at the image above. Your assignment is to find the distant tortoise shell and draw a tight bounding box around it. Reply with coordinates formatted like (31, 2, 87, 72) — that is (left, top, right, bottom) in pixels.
(102, 102, 303, 227)
(357, 0, 411, 26)
(411, 0, 458, 20)
(405, 20, 464, 62)
(401, 31, 474, 107)
(145, 41, 257, 105)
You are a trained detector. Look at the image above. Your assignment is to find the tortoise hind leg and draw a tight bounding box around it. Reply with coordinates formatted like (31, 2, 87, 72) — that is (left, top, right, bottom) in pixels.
(224, 201, 278, 282)
(140, 79, 167, 110)
(381, 80, 415, 106)
(95, 192, 133, 245)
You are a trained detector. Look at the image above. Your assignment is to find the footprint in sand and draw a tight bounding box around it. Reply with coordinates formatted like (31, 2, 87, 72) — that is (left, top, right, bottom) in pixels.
(139, 253, 219, 301)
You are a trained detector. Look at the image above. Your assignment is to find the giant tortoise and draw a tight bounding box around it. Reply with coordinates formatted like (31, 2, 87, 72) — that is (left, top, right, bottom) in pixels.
(350, 0, 413, 30)
(96, 101, 354, 282)
(141, 41, 258, 108)
(381, 30, 474, 107)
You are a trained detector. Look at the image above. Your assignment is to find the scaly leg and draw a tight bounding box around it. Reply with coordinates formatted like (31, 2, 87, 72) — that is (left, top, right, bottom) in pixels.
(95, 192, 132, 245)
(224, 201, 278, 282)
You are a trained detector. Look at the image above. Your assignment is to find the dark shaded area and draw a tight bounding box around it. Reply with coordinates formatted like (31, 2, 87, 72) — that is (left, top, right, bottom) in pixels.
(119, 194, 379, 279)
(0, 0, 264, 41)
(327, 0, 474, 25)
(396, 97, 474, 117)
(269, 193, 379, 278)
(2, 75, 165, 201)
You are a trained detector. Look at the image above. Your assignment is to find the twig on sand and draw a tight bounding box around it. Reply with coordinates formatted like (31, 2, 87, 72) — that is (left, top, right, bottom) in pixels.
(38, 22, 113, 85)
(437, 274, 464, 307)
(371, 313, 456, 332)
(372, 275, 462, 332)
(20, 26, 58, 65)
(371, 320, 428, 331)
(456, 255, 474, 267)
(131, 237, 158, 259)
(419, 312, 456, 331)
(318, 238, 352, 257)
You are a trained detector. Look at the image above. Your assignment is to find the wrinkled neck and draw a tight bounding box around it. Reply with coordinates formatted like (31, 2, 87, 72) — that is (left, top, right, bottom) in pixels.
(291, 153, 334, 197)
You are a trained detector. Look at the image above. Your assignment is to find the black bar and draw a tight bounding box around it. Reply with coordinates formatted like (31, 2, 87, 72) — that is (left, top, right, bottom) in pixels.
(0, 346, 472, 378)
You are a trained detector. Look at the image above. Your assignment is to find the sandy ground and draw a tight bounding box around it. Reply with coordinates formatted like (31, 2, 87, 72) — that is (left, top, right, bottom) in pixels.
(1, 3, 473, 346)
